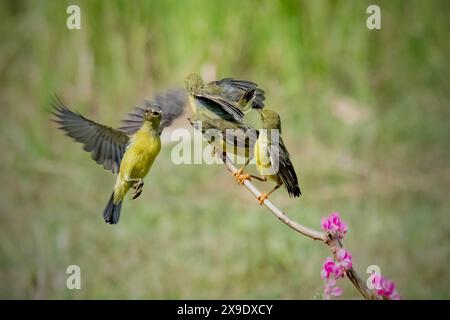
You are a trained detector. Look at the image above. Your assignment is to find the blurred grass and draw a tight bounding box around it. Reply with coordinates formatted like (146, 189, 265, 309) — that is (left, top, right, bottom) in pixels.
(0, 0, 449, 299)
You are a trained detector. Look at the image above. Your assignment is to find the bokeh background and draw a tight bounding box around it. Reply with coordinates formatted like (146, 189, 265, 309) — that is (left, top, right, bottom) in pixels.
(0, 0, 449, 299)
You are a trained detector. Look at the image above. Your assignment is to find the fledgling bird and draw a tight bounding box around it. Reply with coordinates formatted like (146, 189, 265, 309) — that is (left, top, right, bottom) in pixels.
(185, 73, 265, 123)
(254, 109, 301, 203)
(188, 112, 258, 159)
(189, 109, 301, 204)
(237, 109, 301, 204)
(186, 73, 266, 180)
(51, 90, 186, 224)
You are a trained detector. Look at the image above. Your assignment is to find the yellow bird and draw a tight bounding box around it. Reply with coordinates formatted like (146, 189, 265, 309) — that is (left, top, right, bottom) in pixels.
(253, 109, 301, 204)
(52, 90, 186, 224)
(105, 108, 161, 223)
(231, 109, 301, 204)
(191, 109, 302, 205)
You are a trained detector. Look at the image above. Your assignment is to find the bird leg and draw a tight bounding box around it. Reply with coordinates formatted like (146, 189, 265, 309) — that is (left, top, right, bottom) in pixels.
(233, 158, 252, 184)
(257, 182, 282, 205)
(238, 174, 267, 185)
(126, 178, 144, 200)
(131, 180, 144, 200)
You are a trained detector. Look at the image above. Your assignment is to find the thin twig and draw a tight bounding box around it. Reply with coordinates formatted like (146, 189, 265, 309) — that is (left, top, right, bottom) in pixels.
(219, 152, 379, 300)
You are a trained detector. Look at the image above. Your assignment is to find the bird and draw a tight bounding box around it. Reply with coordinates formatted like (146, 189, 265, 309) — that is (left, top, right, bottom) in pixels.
(185, 73, 266, 181)
(185, 73, 265, 123)
(188, 112, 258, 159)
(236, 109, 301, 204)
(51, 89, 186, 224)
(189, 109, 301, 205)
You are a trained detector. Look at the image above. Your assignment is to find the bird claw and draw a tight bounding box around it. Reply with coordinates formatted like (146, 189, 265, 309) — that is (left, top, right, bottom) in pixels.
(237, 173, 251, 185)
(257, 193, 268, 205)
(131, 180, 144, 200)
(233, 169, 242, 183)
(131, 188, 142, 200)
(233, 168, 251, 184)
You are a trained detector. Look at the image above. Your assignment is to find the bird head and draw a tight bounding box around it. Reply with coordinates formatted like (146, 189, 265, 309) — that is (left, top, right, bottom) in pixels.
(143, 108, 161, 127)
(260, 109, 281, 131)
(185, 73, 204, 94)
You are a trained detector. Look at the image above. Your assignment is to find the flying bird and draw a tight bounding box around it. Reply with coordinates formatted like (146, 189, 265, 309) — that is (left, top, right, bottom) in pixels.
(51, 89, 186, 224)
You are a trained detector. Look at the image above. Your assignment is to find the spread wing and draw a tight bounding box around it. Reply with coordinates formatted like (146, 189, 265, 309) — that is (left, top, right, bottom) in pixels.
(213, 78, 265, 111)
(119, 88, 187, 135)
(51, 96, 129, 174)
(194, 93, 245, 123)
(269, 137, 301, 197)
(193, 96, 242, 123)
(196, 78, 266, 123)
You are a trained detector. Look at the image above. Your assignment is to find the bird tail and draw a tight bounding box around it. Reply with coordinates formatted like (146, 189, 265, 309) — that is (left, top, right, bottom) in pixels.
(103, 192, 123, 224)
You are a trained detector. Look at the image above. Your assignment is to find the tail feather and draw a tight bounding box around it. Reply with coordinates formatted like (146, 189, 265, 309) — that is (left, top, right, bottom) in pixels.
(103, 192, 123, 224)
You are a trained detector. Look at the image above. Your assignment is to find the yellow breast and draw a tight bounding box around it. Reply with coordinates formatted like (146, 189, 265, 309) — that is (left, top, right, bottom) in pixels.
(254, 134, 273, 177)
(120, 127, 161, 180)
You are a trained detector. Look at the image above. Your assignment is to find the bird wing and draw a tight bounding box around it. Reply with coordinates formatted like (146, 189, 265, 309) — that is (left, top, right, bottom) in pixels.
(190, 114, 258, 150)
(195, 78, 266, 123)
(213, 78, 265, 111)
(192, 96, 239, 123)
(194, 92, 246, 123)
(269, 137, 301, 197)
(119, 88, 187, 135)
(221, 122, 258, 150)
(51, 96, 129, 174)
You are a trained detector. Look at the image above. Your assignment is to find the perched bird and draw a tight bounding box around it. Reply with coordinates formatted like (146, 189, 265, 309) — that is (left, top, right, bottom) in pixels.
(51, 90, 186, 224)
(189, 109, 301, 205)
(185, 75, 299, 203)
(188, 112, 258, 159)
(185, 73, 265, 122)
(252, 109, 301, 204)
(186, 73, 266, 179)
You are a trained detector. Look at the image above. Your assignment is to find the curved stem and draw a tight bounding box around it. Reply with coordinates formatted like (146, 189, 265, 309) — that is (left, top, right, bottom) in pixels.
(220, 152, 379, 300)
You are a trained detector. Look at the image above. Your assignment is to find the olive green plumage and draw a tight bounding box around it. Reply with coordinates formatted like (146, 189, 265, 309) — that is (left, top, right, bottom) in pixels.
(185, 73, 265, 123)
(189, 113, 258, 157)
(255, 109, 301, 198)
(119, 89, 187, 135)
(191, 108, 302, 199)
(51, 89, 187, 224)
(186, 73, 265, 159)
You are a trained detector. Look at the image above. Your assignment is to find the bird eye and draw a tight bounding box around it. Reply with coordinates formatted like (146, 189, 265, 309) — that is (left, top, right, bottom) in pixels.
(152, 111, 159, 116)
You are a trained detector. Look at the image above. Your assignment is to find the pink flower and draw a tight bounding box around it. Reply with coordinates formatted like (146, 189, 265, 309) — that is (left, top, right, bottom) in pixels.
(321, 257, 337, 279)
(323, 278, 343, 300)
(319, 212, 400, 300)
(335, 248, 353, 272)
(321, 212, 348, 239)
(390, 292, 401, 300)
(372, 274, 401, 300)
(320, 248, 353, 299)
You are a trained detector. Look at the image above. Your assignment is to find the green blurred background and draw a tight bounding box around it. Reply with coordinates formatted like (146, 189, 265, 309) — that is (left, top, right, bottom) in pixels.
(0, 0, 449, 299)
